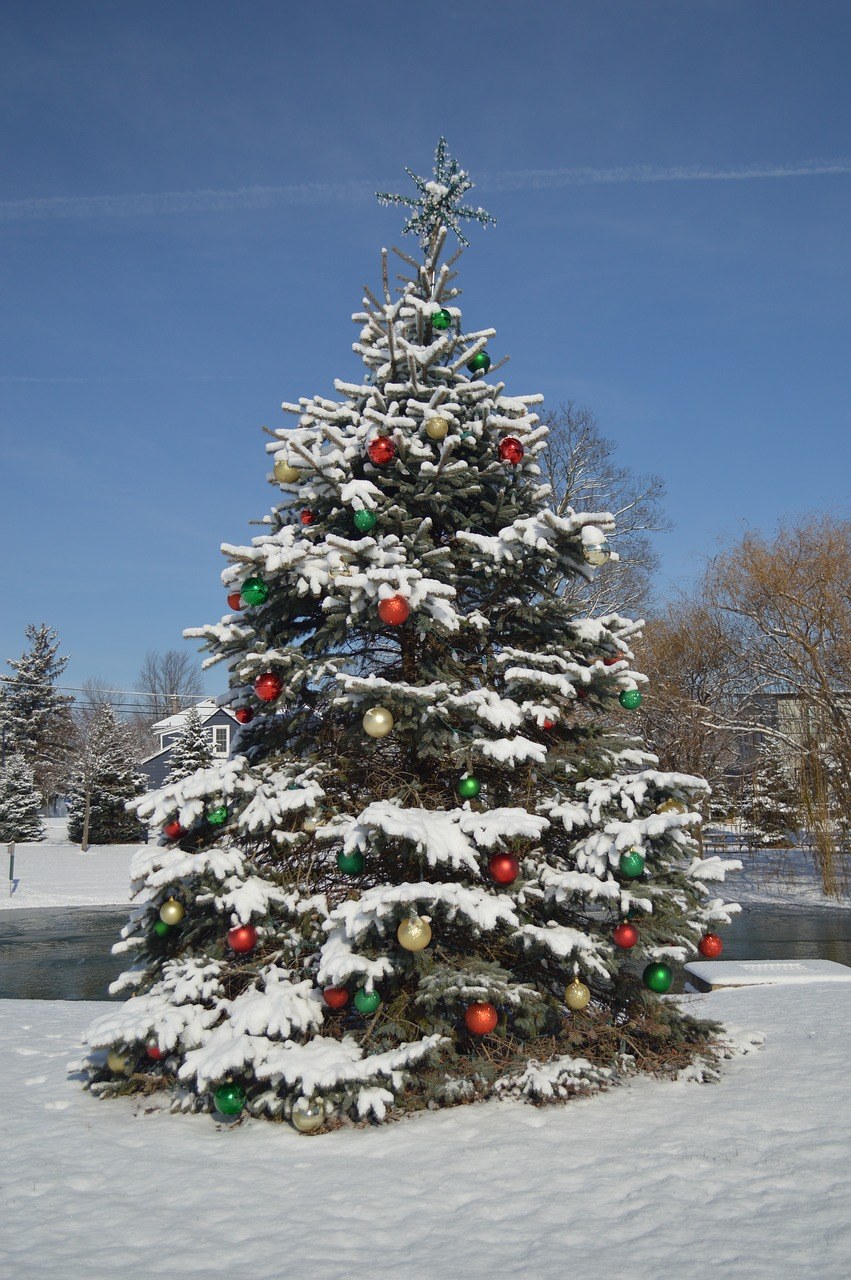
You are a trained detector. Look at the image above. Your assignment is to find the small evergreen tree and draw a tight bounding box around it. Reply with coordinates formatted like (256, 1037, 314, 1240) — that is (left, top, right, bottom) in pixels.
(746, 742, 799, 848)
(166, 705, 215, 783)
(67, 706, 147, 848)
(2, 623, 74, 811)
(0, 755, 44, 842)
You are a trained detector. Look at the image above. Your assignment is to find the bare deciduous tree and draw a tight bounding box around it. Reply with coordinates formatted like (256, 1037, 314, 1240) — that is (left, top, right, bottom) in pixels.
(136, 650, 204, 723)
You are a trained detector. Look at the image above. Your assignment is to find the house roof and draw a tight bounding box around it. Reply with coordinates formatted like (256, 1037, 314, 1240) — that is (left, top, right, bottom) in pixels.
(150, 698, 238, 733)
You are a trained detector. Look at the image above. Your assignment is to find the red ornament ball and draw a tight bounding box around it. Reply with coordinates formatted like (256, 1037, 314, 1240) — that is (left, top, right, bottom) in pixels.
(377, 595, 410, 626)
(603, 654, 622, 666)
(488, 853, 520, 885)
(254, 672, 283, 702)
(464, 1003, 499, 1036)
(613, 921, 639, 949)
(146, 1039, 163, 1061)
(300, 509, 315, 526)
(367, 436, 396, 466)
(498, 436, 524, 465)
(227, 592, 243, 611)
(227, 924, 259, 954)
(698, 933, 724, 958)
(542, 719, 556, 730)
(234, 706, 254, 725)
(322, 987, 350, 1010)
(162, 820, 183, 841)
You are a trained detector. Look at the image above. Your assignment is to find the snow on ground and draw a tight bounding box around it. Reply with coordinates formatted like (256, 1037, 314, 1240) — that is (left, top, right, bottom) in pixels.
(2, 983, 849, 1280)
(0, 818, 135, 912)
(706, 831, 851, 911)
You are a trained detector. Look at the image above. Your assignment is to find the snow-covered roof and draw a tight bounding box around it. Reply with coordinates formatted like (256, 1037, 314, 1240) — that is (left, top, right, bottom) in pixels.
(151, 699, 237, 733)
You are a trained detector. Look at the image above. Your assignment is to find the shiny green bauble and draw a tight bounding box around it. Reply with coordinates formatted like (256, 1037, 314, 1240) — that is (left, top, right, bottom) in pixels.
(213, 1082, 246, 1116)
(619, 689, 642, 710)
(337, 850, 365, 875)
(466, 351, 491, 374)
(457, 775, 481, 799)
(152, 919, 169, 938)
(431, 308, 452, 330)
(353, 508, 377, 533)
(643, 962, 674, 994)
(240, 577, 269, 607)
(206, 805, 229, 827)
(354, 988, 381, 1015)
(619, 850, 646, 879)
(291, 1096, 325, 1133)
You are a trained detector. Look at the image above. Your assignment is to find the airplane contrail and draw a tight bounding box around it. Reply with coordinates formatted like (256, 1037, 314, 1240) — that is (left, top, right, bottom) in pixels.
(0, 158, 848, 222)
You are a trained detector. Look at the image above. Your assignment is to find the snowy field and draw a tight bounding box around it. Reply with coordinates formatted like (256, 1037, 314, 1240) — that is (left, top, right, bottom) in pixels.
(706, 830, 851, 911)
(2, 982, 849, 1280)
(0, 818, 134, 911)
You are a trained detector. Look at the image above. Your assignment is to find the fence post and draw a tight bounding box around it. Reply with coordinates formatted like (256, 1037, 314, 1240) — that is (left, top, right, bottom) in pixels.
(7, 842, 14, 896)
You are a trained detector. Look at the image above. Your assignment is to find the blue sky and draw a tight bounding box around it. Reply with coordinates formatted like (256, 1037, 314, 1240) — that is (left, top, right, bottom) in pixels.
(1, 0, 849, 696)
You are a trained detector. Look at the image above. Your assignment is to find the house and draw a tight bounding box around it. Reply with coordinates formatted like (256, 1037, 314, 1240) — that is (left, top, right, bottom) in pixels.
(139, 699, 241, 790)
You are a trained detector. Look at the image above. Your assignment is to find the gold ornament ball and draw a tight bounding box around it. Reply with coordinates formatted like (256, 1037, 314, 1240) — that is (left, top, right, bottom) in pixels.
(159, 898, 185, 926)
(106, 1050, 128, 1073)
(656, 799, 688, 815)
(564, 978, 591, 1011)
(363, 706, 394, 738)
(273, 458, 301, 484)
(583, 542, 611, 567)
(397, 916, 432, 952)
(425, 418, 450, 441)
(291, 1095, 325, 1133)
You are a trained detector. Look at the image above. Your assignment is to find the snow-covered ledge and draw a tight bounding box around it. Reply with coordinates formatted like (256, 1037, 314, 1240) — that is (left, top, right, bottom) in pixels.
(684, 958, 851, 992)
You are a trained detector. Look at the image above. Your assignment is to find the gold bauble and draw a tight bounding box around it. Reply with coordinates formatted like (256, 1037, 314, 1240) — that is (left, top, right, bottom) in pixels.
(583, 542, 611, 566)
(425, 418, 450, 441)
(106, 1051, 128, 1073)
(397, 916, 432, 952)
(362, 706, 394, 738)
(273, 458, 301, 484)
(564, 978, 591, 1011)
(291, 1096, 325, 1133)
(159, 898, 185, 926)
(656, 799, 688, 815)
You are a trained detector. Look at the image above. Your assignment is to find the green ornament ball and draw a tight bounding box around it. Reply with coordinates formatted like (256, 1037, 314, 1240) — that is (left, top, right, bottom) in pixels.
(240, 577, 269, 607)
(353, 508, 377, 534)
(431, 308, 452, 331)
(354, 988, 381, 1015)
(213, 1082, 246, 1116)
(619, 850, 646, 879)
(643, 962, 674, 994)
(337, 850, 365, 875)
(460, 430, 475, 442)
(207, 805, 229, 827)
(619, 689, 642, 710)
(466, 351, 491, 374)
(152, 919, 169, 938)
(457, 775, 481, 799)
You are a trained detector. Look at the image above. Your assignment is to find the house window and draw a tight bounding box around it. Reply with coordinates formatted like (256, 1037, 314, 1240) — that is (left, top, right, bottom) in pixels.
(211, 726, 230, 755)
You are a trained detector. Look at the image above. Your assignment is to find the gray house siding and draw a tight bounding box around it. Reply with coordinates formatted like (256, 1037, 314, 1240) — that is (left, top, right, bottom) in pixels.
(140, 707, 238, 791)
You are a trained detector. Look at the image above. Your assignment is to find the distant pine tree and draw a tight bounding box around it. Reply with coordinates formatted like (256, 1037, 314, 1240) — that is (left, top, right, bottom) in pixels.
(0, 754, 44, 842)
(2, 623, 74, 811)
(166, 705, 215, 782)
(746, 742, 799, 847)
(67, 706, 147, 848)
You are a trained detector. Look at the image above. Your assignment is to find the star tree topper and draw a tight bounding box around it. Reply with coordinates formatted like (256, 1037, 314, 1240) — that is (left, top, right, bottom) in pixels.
(377, 138, 496, 248)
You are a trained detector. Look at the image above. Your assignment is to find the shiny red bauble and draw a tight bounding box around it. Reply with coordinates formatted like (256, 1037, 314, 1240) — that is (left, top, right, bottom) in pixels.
(367, 436, 396, 466)
(498, 436, 524, 465)
(542, 719, 556, 730)
(146, 1041, 163, 1061)
(603, 654, 622, 666)
(613, 921, 639, 949)
(234, 706, 254, 724)
(254, 672, 283, 702)
(227, 592, 243, 611)
(488, 853, 520, 885)
(162, 821, 183, 841)
(698, 933, 724, 958)
(300, 509, 315, 526)
(464, 1002, 499, 1036)
(377, 595, 410, 626)
(227, 924, 259, 953)
(322, 987, 350, 1010)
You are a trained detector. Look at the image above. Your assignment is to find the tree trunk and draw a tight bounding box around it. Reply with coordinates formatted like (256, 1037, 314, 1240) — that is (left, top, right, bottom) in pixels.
(81, 786, 91, 853)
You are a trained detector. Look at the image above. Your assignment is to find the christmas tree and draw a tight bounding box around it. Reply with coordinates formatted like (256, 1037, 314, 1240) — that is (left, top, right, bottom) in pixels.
(166, 704, 215, 783)
(0, 754, 44, 843)
(67, 705, 147, 848)
(84, 142, 739, 1128)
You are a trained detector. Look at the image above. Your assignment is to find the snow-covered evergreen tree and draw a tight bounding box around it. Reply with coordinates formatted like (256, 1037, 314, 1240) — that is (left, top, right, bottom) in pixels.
(166, 705, 215, 783)
(745, 741, 799, 848)
(0, 754, 44, 842)
(2, 623, 74, 810)
(67, 706, 146, 848)
(85, 142, 739, 1128)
